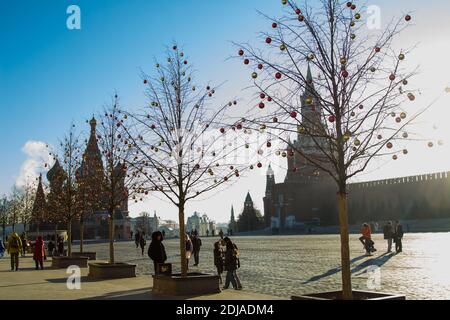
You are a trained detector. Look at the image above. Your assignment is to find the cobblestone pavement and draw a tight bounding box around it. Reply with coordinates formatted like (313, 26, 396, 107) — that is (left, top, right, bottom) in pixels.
(84, 232, 450, 300)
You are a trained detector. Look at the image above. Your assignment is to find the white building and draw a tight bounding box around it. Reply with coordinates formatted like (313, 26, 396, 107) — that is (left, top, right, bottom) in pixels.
(186, 212, 217, 237)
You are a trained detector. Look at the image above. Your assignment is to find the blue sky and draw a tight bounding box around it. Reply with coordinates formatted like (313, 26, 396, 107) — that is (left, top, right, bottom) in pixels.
(1, 0, 450, 222)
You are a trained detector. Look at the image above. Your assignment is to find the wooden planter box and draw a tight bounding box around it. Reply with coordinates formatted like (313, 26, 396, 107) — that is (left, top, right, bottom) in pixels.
(292, 290, 405, 300)
(51, 256, 89, 269)
(88, 262, 137, 279)
(152, 273, 220, 296)
(71, 252, 97, 260)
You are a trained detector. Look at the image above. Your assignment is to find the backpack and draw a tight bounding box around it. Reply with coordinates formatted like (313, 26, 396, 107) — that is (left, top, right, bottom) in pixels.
(10, 237, 19, 249)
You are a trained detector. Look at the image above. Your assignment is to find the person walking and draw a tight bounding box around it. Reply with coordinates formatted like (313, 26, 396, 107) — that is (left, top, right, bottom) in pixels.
(219, 229, 224, 239)
(223, 237, 242, 290)
(6, 232, 22, 271)
(135, 231, 140, 249)
(148, 231, 167, 274)
(20, 233, 27, 257)
(139, 233, 147, 256)
(383, 221, 394, 253)
(33, 236, 46, 270)
(130, 230, 133, 241)
(394, 220, 404, 253)
(57, 236, 64, 256)
(359, 223, 376, 255)
(192, 234, 202, 267)
(0, 239, 5, 258)
(47, 240, 55, 257)
(185, 234, 193, 270)
(213, 240, 225, 284)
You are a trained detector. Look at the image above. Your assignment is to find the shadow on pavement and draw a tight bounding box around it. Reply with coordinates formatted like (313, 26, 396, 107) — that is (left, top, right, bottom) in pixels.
(301, 253, 396, 284)
(81, 287, 218, 300)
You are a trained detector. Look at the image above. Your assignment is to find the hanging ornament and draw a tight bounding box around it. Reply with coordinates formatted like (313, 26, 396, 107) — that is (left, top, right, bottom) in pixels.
(273, 117, 278, 123)
(405, 15, 412, 22)
(244, 59, 250, 65)
(259, 102, 265, 109)
(428, 142, 434, 148)
(355, 13, 361, 20)
(258, 64, 263, 70)
(260, 93, 266, 99)
(395, 117, 401, 123)
(400, 112, 407, 119)
(374, 47, 381, 53)
(393, 155, 398, 160)
(220, 128, 225, 134)
(275, 72, 282, 79)
(399, 53, 405, 61)
(290, 111, 297, 118)
(407, 93, 416, 101)
(342, 70, 349, 78)
(298, 15, 305, 22)
(346, 2, 352, 8)
(238, 49, 244, 56)
(272, 22, 278, 28)
(252, 72, 258, 79)
(340, 57, 347, 65)
(402, 132, 409, 139)
(257, 162, 263, 168)
(403, 149, 408, 155)
(305, 97, 313, 105)
(387, 142, 393, 149)
(389, 74, 396, 81)
(328, 115, 336, 123)
(280, 43, 286, 51)
(354, 139, 361, 146)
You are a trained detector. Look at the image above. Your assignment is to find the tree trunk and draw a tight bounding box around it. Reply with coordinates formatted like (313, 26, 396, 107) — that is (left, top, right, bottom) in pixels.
(67, 219, 72, 257)
(54, 223, 58, 242)
(338, 190, 353, 300)
(179, 204, 187, 277)
(109, 212, 115, 264)
(80, 219, 84, 253)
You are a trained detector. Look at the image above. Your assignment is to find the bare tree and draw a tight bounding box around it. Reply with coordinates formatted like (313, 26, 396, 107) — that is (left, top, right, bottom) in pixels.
(236, 0, 431, 299)
(96, 95, 144, 264)
(0, 195, 9, 241)
(123, 44, 253, 277)
(16, 177, 36, 234)
(48, 124, 82, 256)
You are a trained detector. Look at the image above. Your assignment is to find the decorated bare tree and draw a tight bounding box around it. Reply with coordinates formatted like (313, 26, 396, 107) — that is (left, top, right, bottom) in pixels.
(123, 44, 254, 277)
(48, 124, 82, 256)
(236, 0, 433, 299)
(96, 96, 144, 264)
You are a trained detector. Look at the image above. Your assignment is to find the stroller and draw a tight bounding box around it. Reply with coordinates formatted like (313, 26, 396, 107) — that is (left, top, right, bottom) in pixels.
(364, 238, 377, 254)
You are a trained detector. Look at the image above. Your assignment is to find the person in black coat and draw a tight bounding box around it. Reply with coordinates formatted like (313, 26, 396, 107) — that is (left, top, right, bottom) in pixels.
(223, 237, 242, 290)
(192, 234, 202, 266)
(139, 234, 147, 256)
(394, 221, 404, 253)
(213, 240, 224, 284)
(148, 231, 167, 274)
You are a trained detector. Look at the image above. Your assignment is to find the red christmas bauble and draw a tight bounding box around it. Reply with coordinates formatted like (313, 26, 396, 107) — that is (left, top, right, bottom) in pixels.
(184, 60, 188, 65)
(238, 49, 244, 56)
(389, 74, 396, 81)
(346, 2, 352, 7)
(244, 59, 250, 65)
(151, 124, 156, 129)
(328, 115, 336, 123)
(275, 72, 282, 79)
(272, 22, 278, 28)
(342, 70, 349, 78)
(267, 142, 272, 148)
(267, 97, 273, 102)
(260, 93, 266, 99)
(257, 162, 262, 168)
(375, 47, 381, 53)
(290, 111, 297, 118)
(259, 102, 265, 109)
(351, 4, 356, 10)
(298, 15, 305, 22)
(220, 128, 225, 134)
(273, 117, 278, 123)
(295, 9, 301, 14)
(266, 37, 272, 44)
(258, 64, 263, 70)
(405, 15, 411, 22)
(143, 79, 148, 84)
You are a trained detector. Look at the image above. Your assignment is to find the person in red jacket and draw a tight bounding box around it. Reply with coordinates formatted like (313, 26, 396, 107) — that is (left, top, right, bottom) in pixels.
(33, 236, 46, 270)
(359, 223, 376, 255)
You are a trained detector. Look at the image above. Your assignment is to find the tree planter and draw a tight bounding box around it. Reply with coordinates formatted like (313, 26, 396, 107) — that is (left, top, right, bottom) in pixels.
(88, 262, 136, 279)
(152, 273, 220, 296)
(51, 256, 89, 269)
(71, 252, 97, 260)
(292, 290, 405, 300)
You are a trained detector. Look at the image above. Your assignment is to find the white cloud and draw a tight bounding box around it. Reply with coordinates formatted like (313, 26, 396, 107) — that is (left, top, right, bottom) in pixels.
(15, 140, 53, 189)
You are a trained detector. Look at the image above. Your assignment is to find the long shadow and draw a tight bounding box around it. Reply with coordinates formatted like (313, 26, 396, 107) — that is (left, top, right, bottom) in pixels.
(302, 254, 368, 284)
(352, 252, 396, 276)
(81, 287, 219, 300)
(45, 276, 101, 284)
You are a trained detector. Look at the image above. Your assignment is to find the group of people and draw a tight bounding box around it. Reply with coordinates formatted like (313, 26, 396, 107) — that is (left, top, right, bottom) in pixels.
(144, 230, 243, 290)
(0, 233, 67, 271)
(359, 220, 404, 255)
